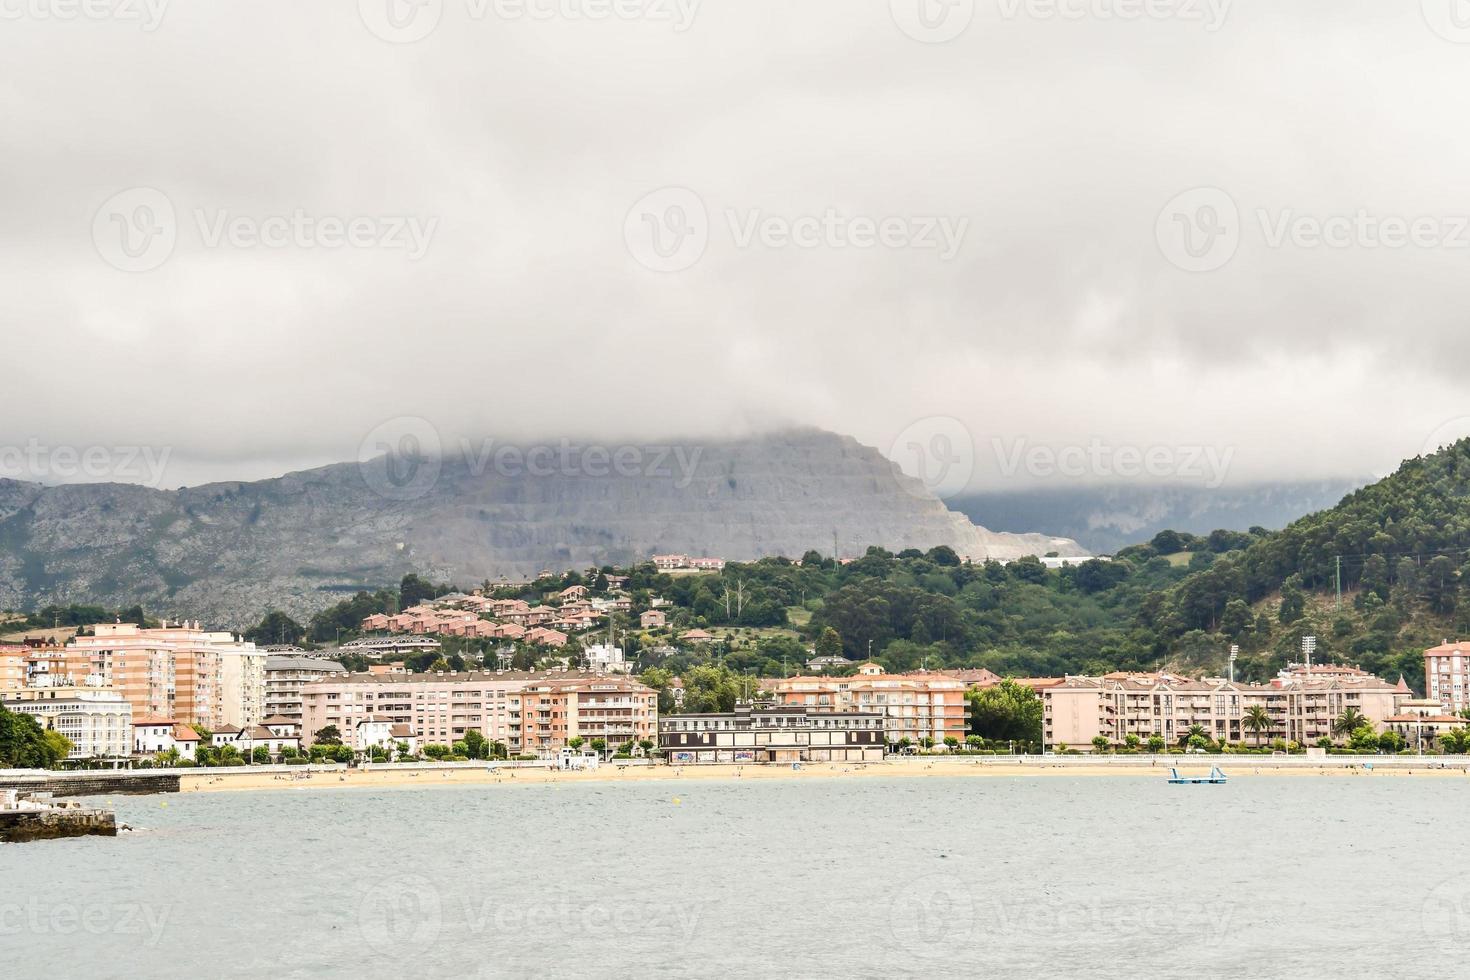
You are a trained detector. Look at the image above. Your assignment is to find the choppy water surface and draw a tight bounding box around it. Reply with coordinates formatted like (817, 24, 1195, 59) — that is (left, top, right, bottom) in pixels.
(7, 774, 1470, 979)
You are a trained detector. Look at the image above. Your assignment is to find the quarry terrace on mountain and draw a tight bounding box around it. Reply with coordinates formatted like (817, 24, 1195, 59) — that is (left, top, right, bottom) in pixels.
(0, 430, 1083, 622)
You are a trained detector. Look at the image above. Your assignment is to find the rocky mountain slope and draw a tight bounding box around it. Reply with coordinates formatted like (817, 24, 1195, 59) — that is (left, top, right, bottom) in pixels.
(0, 429, 1083, 624)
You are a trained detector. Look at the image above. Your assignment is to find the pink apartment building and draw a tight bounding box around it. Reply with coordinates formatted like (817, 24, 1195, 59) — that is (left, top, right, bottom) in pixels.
(301, 669, 658, 755)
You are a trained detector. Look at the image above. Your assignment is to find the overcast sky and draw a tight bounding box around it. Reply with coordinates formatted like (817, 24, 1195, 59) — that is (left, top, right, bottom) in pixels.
(3, 0, 1470, 493)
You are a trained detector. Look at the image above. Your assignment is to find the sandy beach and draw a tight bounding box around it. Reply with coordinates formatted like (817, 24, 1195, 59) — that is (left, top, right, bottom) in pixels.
(177, 757, 1470, 793)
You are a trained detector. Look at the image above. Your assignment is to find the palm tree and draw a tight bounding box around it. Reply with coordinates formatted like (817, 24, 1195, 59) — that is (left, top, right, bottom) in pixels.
(1243, 705, 1272, 748)
(1333, 707, 1368, 739)
(1179, 724, 1209, 749)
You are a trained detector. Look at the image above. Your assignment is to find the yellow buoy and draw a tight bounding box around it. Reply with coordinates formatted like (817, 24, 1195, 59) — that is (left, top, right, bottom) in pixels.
(672, 797, 681, 805)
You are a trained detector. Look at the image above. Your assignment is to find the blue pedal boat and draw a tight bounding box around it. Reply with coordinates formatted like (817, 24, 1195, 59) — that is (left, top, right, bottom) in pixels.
(1168, 766, 1227, 784)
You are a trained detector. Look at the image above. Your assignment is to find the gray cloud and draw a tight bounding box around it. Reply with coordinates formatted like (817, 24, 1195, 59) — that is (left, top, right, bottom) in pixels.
(2, 0, 1468, 491)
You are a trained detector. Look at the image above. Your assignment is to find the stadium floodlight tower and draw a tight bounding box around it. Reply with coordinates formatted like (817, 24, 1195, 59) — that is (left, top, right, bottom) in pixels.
(1301, 635, 1316, 675)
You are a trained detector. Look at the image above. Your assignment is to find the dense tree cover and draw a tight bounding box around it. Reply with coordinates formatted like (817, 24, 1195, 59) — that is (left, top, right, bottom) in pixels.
(648, 439, 1470, 685)
(1131, 438, 1470, 686)
(16, 604, 151, 630)
(657, 546, 1198, 678)
(305, 588, 398, 644)
(0, 705, 72, 768)
(243, 611, 305, 646)
(966, 680, 1043, 746)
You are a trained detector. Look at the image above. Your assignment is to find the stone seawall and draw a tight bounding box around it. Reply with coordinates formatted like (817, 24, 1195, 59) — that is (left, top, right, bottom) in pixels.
(0, 806, 117, 843)
(0, 773, 180, 798)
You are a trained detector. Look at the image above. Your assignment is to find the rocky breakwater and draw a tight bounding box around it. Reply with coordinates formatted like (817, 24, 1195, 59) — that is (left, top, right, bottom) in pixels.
(0, 790, 117, 843)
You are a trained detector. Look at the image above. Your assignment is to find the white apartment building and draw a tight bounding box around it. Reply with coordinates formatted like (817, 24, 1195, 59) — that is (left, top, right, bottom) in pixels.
(583, 642, 628, 674)
(2, 688, 134, 760)
(219, 647, 267, 728)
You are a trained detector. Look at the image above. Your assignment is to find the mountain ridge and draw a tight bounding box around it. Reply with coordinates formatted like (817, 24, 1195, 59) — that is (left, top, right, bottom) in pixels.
(0, 429, 1084, 624)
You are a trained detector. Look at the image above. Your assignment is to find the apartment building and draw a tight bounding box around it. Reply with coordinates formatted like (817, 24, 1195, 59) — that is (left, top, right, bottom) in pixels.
(1, 687, 133, 760)
(301, 670, 658, 756)
(652, 555, 726, 572)
(0, 645, 26, 691)
(218, 646, 268, 728)
(264, 655, 347, 729)
(770, 663, 968, 746)
(1424, 641, 1470, 712)
(65, 622, 263, 730)
(659, 703, 886, 764)
(1037, 667, 1411, 749)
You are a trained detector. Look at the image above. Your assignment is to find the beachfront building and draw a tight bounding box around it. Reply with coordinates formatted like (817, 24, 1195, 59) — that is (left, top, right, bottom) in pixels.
(64, 622, 263, 730)
(1, 688, 133, 760)
(301, 670, 658, 757)
(1035, 667, 1412, 749)
(264, 655, 348, 729)
(132, 718, 201, 759)
(1384, 698, 1470, 752)
(356, 718, 418, 755)
(1424, 641, 1470, 713)
(659, 703, 886, 764)
(770, 663, 968, 747)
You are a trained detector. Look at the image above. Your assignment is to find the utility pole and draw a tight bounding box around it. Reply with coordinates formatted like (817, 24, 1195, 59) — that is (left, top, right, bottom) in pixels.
(1335, 556, 1342, 609)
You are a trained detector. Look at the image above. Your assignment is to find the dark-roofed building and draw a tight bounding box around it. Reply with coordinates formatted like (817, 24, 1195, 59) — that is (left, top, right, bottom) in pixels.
(659, 703, 885, 764)
(265, 655, 348, 730)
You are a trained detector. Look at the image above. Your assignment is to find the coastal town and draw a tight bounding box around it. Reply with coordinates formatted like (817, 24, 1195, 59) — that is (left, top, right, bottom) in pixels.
(4, 572, 1469, 774)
